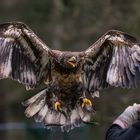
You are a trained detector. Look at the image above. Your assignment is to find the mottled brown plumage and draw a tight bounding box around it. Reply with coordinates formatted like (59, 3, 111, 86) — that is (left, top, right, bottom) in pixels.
(0, 22, 140, 132)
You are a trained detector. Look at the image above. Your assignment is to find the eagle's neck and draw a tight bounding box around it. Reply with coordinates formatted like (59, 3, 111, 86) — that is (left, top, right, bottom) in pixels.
(53, 60, 80, 74)
(51, 60, 82, 90)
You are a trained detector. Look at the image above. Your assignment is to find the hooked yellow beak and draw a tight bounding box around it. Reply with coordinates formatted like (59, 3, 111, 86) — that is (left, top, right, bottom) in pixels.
(67, 57, 77, 68)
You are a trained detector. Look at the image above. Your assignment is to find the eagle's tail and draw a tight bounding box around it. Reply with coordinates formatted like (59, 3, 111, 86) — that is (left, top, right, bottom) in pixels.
(22, 89, 96, 132)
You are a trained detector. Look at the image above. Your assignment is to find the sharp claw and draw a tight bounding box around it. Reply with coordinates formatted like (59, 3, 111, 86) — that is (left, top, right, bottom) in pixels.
(54, 101, 62, 112)
(81, 98, 92, 108)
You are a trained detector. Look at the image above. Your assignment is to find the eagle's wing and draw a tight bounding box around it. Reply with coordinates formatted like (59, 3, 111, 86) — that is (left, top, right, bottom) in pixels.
(0, 22, 53, 89)
(83, 30, 140, 93)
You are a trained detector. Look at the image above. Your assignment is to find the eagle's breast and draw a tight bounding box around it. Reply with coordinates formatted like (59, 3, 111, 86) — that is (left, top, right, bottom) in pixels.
(52, 68, 82, 89)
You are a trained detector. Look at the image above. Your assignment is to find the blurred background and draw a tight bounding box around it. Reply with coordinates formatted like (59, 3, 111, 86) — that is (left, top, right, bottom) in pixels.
(0, 0, 140, 140)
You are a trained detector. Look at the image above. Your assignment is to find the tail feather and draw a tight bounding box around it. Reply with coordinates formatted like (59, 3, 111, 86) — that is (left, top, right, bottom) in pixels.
(61, 105, 95, 132)
(23, 89, 47, 118)
(78, 105, 95, 122)
(34, 105, 48, 122)
(45, 111, 59, 124)
(61, 107, 82, 132)
(22, 89, 46, 106)
(24, 97, 45, 118)
(44, 111, 66, 126)
(22, 89, 95, 132)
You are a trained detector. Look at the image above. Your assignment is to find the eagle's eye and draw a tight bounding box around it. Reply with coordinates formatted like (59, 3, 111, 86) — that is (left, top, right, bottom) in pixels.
(66, 56, 77, 68)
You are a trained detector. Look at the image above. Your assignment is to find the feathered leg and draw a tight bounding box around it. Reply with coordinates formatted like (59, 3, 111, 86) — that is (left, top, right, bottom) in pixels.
(22, 83, 96, 132)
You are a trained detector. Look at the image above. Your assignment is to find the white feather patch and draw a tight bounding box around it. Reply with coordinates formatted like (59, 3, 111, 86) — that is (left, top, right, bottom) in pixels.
(22, 89, 46, 106)
(44, 111, 56, 124)
(107, 46, 120, 86)
(70, 109, 81, 125)
(25, 97, 45, 118)
(4, 28, 21, 38)
(3, 48, 13, 77)
(35, 105, 48, 122)
(108, 35, 125, 45)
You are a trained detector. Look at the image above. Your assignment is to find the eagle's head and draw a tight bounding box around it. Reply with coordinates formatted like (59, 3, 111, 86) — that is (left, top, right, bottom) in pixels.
(61, 55, 78, 69)
(65, 56, 78, 68)
(58, 52, 82, 69)
(51, 50, 83, 70)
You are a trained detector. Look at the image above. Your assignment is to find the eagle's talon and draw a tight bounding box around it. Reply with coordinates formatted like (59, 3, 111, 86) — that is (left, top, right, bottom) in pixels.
(54, 101, 62, 112)
(81, 98, 92, 108)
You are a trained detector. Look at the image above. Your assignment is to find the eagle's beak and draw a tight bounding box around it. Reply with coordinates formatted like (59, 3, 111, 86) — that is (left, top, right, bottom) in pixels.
(67, 57, 77, 68)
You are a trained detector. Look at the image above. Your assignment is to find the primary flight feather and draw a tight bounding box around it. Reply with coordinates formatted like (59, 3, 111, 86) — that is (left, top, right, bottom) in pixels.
(0, 22, 140, 132)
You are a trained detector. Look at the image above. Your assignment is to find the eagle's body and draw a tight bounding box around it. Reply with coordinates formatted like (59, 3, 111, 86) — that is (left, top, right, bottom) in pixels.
(52, 68, 81, 91)
(0, 22, 140, 131)
(52, 54, 82, 88)
(44, 52, 84, 117)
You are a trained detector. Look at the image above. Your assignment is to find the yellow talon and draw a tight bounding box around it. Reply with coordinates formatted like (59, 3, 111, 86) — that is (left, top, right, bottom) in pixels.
(54, 101, 62, 112)
(82, 98, 92, 108)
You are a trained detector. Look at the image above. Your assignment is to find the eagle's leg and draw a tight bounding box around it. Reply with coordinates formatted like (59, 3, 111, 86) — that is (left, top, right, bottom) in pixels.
(53, 101, 62, 112)
(48, 83, 63, 112)
(47, 93, 63, 112)
(80, 91, 92, 108)
(81, 98, 92, 108)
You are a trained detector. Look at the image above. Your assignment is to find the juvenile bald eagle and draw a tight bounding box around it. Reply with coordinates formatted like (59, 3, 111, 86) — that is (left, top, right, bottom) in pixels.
(0, 22, 140, 132)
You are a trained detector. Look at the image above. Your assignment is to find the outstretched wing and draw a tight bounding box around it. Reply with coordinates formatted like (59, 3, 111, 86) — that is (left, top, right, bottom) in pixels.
(83, 30, 140, 93)
(0, 22, 53, 89)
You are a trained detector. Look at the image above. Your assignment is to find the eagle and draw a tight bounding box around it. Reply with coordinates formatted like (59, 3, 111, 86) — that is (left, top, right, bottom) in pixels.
(0, 22, 140, 132)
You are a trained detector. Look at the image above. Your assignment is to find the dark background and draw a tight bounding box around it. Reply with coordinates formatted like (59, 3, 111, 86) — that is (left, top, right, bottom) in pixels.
(0, 0, 140, 140)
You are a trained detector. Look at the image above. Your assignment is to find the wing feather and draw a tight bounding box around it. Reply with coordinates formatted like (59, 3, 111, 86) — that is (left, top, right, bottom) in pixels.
(83, 30, 140, 93)
(0, 22, 53, 89)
